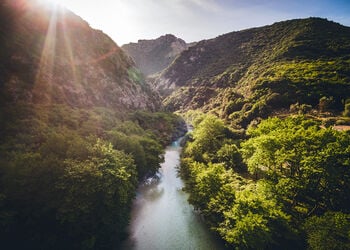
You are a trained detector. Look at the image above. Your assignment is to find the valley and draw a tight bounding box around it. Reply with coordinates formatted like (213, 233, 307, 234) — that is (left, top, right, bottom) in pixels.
(0, 0, 349, 249)
(123, 16, 350, 250)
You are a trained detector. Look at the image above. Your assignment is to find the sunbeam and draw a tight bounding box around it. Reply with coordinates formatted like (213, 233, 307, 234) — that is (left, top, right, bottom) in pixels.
(61, 12, 81, 87)
(37, 0, 61, 8)
(33, 3, 59, 104)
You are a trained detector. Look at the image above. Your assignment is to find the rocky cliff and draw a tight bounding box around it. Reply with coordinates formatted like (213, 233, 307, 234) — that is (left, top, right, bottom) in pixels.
(122, 34, 189, 76)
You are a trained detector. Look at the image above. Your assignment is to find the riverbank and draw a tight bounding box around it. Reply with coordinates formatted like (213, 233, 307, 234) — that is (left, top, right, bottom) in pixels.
(122, 138, 227, 250)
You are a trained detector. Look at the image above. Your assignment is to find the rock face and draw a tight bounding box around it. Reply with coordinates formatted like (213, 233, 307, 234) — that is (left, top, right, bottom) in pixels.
(122, 34, 189, 76)
(152, 18, 350, 126)
(0, 0, 159, 110)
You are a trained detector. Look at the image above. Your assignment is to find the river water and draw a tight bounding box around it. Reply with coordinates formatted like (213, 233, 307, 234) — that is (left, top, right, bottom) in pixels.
(122, 139, 227, 250)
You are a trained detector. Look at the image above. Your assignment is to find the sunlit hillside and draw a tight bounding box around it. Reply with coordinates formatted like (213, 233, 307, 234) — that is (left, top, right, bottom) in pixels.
(153, 18, 350, 127)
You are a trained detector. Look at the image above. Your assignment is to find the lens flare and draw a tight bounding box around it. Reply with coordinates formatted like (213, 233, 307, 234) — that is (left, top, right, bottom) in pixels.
(38, 0, 63, 9)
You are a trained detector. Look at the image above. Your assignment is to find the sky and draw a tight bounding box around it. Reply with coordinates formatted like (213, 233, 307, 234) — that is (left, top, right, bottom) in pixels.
(43, 0, 350, 46)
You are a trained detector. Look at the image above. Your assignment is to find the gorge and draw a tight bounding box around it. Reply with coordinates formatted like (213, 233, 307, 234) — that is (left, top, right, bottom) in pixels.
(1, 0, 350, 249)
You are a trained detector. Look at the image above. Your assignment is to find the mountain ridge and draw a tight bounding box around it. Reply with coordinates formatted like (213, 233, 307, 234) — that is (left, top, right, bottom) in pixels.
(152, 17, 350, 127)
(122, 34, 190, 76)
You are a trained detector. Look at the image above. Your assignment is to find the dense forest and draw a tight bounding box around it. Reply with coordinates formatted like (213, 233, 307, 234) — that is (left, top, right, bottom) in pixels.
(180, 112, 350, 249)
(0, 1, 186, 249)
(2, 0, 350, 249)
(0, 103, 185, 249)
(148, 19, 350, 248)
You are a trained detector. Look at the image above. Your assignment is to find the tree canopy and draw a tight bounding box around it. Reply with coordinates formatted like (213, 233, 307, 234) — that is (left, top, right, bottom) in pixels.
(0, 103, 184, 249)
(180, 114, 350, 249)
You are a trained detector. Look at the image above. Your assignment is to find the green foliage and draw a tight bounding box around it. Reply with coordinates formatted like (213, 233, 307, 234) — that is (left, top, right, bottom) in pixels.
(344, 99, 350, 117)
(107, 129, 163, 178)
(181, 115, 350, 249)
(130, 110, 187, 145)
(185, 115, 227, 161)
(56, 140, 137, 248)
(260, 60, 350, 87)
(160, 18, 350, 128)
(216, 143, 245, 172)
(218, 181, 293, 249)
(128, 67, 146, 87)
(304, 212, 350, 250)
(1, 138, 137, 249)
(180, 157, 247, 225)
(0, 103, 183, 249)
(242, 116, 350, 214)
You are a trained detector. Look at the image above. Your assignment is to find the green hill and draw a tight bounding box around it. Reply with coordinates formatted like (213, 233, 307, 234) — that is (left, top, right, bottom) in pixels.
(154, 18, 350, 127)
(162, 18, 350, 249)
(0, 0, 159, 110)
(0, 1, 185, 249)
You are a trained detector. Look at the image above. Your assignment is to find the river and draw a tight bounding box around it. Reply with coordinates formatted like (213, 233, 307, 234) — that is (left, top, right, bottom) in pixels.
(122, 139, 227, 250)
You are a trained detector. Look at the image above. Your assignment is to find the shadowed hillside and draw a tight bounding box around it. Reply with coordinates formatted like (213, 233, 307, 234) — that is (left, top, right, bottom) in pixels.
(122, 34, 189, 76)
(0, 1, 186, 249)
(0, 0, 159, 110)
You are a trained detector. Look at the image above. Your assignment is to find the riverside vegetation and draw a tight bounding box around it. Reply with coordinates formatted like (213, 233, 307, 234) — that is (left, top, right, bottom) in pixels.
(1, 0, 350, 249)
(0, 103, 185, 249)
(0, 1, 185, 249)
(179, 113, 350, 249)
(149, 17, 350, 250)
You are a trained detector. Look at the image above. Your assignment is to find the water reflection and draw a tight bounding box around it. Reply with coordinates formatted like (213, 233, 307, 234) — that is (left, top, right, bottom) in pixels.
(122, 142, 227, 250)
(142, 184, 164, 201)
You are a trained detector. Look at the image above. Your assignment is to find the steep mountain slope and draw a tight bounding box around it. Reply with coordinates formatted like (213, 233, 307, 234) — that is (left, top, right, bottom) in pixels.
(122, 34, 189, 76)
(0, 1, 187, 249)
(0, 0, 159, 110)
(153, 18, 350, 127)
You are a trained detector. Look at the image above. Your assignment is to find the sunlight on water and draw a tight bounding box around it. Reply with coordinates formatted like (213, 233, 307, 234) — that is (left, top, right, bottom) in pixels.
(122, 140, 227, 250)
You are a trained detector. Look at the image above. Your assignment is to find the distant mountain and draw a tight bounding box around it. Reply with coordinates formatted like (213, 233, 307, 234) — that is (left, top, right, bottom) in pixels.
(153, 18, 350, 127)
(0, 0, 159, 110)
(122, 34, 189, 76)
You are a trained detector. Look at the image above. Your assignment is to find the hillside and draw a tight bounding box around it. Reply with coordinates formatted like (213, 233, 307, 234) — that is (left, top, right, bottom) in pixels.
(153, 18, 350, 127)
(0, 0, 159, 110)
(0, 1, 186, 249)
(165, 18, 350, 249)
(122, 34, 189, 76)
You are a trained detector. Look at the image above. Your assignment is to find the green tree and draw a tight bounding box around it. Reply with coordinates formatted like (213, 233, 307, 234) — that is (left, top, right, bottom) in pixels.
(0, 136, 138, 249)
(107, 130, 148, 178)
(56, 139, 138, 249)
(185, 115, 227, 162)
(241, 116, 350, 214)
(139, 136, 164, 176)
(218, 181, 294, 249)
(304, 212, 350, 250)
(216, 143, 246, 173)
